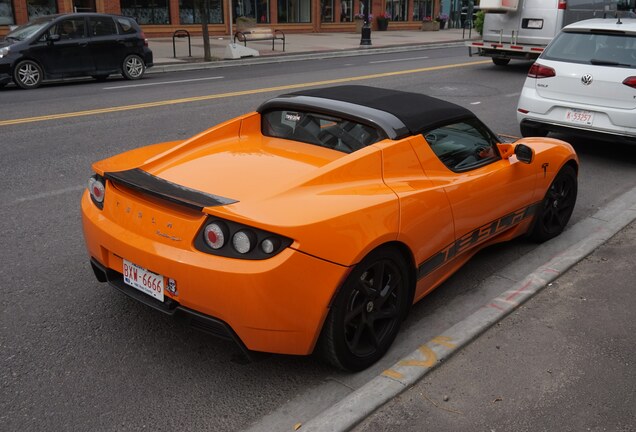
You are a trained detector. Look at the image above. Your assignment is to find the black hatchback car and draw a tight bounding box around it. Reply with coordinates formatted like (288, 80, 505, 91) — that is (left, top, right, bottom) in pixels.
(0, 13, 153, 89)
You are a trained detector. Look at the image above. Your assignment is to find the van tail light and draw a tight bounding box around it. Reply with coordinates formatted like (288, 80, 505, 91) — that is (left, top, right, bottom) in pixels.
(623, 77, 636, 89)
(558, 0, 567, 9)
(528, 63, 556, 79)
(140, 31, 149, 47)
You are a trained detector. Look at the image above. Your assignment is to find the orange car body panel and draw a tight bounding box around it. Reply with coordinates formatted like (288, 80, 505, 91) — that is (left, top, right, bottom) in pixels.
(82, 108, 578, 356)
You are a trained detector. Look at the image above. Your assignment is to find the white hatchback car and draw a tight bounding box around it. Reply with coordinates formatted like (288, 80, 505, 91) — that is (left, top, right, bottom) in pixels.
(517, 18, 636, 144)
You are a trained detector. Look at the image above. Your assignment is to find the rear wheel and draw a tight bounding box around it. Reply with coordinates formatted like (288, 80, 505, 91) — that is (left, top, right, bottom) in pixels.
(530, 165, 577, 242)
(318, 248, 411, 371)
(13, 60, 43, 89)
(122, 54, 145, 80)
(492, 57, 510, 66)
(520, 123, 549, 138)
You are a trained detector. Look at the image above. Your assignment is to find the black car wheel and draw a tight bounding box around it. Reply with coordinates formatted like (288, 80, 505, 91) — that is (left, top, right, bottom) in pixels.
(530, 165, 577, 243)
(319, 248, 411, 371)
(492, 57, 510, 66)
(520, 123, 549, 138)
(122, 54, 145, 80)
(92, 74, 109, 82)
(13, 60, 43, 89)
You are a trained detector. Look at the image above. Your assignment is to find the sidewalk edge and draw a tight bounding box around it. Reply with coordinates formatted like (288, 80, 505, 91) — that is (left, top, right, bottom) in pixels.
(298, 186, 636, 432)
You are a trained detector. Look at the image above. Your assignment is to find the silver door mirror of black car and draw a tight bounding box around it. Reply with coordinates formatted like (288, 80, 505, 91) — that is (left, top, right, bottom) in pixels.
(515, 144, 534, 164)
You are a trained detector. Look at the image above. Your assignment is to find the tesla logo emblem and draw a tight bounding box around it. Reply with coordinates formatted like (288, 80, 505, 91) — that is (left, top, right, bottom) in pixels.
(581, 74, 593, 85)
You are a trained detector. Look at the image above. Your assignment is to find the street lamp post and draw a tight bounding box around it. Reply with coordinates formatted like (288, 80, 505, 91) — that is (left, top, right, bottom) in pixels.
(360, 0, 372, 46)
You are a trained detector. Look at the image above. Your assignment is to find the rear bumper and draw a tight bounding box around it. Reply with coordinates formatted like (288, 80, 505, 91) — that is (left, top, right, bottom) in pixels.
(81, 191, 349, 355)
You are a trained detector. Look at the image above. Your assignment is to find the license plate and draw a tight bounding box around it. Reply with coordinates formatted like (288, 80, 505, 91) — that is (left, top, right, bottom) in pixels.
(123, 259, 164, 302)
(527, 19, 543, 29)
(565, 109, 594, 125)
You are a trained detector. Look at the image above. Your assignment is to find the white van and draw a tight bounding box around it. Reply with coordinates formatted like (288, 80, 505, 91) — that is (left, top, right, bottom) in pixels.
(467, 0, 636, 65)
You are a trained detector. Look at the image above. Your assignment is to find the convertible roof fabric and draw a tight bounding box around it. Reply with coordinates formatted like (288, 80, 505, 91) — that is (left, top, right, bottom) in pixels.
(284, 85, 476, 134)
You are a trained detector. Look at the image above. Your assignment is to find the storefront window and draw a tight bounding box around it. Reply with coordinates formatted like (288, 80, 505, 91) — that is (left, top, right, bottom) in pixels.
(413, 0, 434, 20)
(233, 0, 270, 24)
(321, 0, 334, 22)
(26, 0, 57, 19)
(0, 0, 15, 25)
(386, 0, 408, 21)
(278, 0, 311, 23)
(179, 0, 224, 24)
(340, 0, 352, 21)
(356, 0, 372, 18)
(121, 0, 171, 24)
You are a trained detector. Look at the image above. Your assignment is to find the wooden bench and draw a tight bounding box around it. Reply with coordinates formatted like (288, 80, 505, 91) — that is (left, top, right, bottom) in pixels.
(233, 27, 286, 51)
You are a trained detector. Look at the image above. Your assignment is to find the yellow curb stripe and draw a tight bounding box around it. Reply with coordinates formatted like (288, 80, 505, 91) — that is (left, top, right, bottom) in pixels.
(0, 60, 490, 127)
(382, 369, 404, 380)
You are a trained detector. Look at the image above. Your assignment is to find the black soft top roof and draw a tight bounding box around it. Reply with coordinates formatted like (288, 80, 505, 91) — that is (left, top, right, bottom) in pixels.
(258, 85, 476, 139)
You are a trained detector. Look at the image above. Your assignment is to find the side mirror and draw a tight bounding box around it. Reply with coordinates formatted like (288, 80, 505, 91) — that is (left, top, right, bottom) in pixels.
(47, 34, 60, 42)
(515, 143, 534, 164)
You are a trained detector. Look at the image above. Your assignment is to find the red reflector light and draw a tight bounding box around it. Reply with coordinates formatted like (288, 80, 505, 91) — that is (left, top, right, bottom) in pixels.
(473, 42, 484, 46)
(518, 108, 529, 114)
(558, 0, 567, 9)
(140, 31, 148, 47)
(623, 76, 636, 89)
(528, 63, 556, 79)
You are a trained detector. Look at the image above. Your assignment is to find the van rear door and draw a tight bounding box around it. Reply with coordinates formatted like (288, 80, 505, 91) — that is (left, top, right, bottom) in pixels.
(483, 0, 564, 46)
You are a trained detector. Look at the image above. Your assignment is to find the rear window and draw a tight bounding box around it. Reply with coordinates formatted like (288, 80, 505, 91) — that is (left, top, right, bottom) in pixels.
(542, 31, 636, 67)
(116, 17, 138, 34)
(262, 110, 384, 153)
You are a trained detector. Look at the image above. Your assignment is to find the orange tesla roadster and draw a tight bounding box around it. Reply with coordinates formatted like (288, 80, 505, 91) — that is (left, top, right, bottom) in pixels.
(81, 86, 578, 371)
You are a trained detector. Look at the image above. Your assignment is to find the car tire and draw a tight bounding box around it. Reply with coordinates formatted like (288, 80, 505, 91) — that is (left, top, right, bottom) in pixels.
(13, 60, 43, 89)
(492, 57, 510, 66)
(318, 247, 411, 371)
(122, 54, 145, 80)
(520, 123, 548, 138)
(92, 74, 109, 82)
(530, 164, 577, 243)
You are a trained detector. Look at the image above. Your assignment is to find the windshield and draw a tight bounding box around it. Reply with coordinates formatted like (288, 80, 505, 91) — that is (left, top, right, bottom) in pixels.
(6, 18, 54, 41)
(542, 30, 636, 67)
(262, 110, 384, 153)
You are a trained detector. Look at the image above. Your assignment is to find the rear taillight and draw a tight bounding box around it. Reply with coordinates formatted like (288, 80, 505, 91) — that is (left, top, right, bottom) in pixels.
(528, 63, 556, 79)
(140, 31, 148, 47)
(558, 0, 567, 9)
(623, 77, 636, 89)
(88, 175, 105, 209)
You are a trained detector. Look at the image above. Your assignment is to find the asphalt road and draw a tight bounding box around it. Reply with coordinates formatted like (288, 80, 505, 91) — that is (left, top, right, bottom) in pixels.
(1, 46, 635, 431)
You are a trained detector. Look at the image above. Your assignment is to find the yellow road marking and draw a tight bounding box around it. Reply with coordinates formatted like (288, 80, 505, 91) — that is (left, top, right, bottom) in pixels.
(431, 336, 456, 348)
(398, 345, 437, 368)
(0, 60, 491, 127)
(382, 369, 404, 380)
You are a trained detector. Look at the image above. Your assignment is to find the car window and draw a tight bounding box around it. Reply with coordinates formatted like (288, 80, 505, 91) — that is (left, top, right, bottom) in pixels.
(116, 17, 137, 34)
(424, 119, 500, 172)
(262, 110, 384, 153)
(89, 17, 118, 37)
(54, 18, 87, 40)
(543, 31, 636, 67)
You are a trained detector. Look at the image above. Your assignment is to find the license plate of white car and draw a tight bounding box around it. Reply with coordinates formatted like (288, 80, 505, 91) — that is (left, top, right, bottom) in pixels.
(123, 259, 164, 302)
(565, 109, 594, 125)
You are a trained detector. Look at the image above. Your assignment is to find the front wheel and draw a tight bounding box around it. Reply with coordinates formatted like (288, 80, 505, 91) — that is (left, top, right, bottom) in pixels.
(530, 165, 577, 242)
(13, 60, 43, 89)
(122, 54, 145, 80)
(492, 57, 510, 66)
(318, 248, 411, 371)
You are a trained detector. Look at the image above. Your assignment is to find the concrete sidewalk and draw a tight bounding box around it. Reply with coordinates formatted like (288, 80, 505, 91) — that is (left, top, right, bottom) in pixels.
(147, 28, 478, 71)
(354, 220, 636, 431)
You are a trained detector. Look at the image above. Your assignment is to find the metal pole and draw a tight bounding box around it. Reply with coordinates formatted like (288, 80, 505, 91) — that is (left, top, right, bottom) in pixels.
(360, 0, 372, 46)
(228, 0, 233, 39)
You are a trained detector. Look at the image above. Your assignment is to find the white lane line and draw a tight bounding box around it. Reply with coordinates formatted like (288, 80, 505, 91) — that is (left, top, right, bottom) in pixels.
(104, 76, 224, 90)
(369, 56, 429, 64)
(14, 185, 85, 204)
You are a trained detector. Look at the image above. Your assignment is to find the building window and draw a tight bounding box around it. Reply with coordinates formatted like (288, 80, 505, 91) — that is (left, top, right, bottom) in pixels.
(233, 0, 270, 24)
(0, 0, 15, 25)
(413, 0, 434, 21)
(321, 0, 334, 22)
(278, 0, 311, 23)
(180, 0, 224, 24)
(356, 0, 372, 19)
(121, 0, 171, 24)
(26, 0, 58, 19)
(386, 0, 407, 21)
(340, 0, 352, 21)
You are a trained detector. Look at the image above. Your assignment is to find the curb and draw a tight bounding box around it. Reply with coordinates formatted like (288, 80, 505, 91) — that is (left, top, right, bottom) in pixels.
(298, 185, 636, 431)
(147, 40, 468, 74)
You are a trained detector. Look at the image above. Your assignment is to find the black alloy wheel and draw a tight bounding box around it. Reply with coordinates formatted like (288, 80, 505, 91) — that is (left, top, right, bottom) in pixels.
(13, 60, 43, 89)
(530, 164, 577, 242)
(319, 248, 410, 371)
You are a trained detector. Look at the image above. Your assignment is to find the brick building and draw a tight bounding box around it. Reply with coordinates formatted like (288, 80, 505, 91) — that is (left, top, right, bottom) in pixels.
(0, 0, 443, 36)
